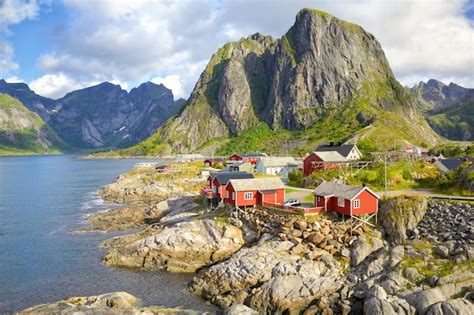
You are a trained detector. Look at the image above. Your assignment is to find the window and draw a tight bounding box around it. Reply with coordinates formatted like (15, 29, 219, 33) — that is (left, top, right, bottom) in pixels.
(226, 191, 229, 198)
(354, 199, 360, 208)
(338, 197, 345, 207)
(232, 192, 236, 200)
(244, 192, 253, 200)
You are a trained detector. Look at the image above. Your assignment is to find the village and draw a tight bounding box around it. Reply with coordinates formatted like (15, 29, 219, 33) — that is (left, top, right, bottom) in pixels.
(135, 142, 473, 227)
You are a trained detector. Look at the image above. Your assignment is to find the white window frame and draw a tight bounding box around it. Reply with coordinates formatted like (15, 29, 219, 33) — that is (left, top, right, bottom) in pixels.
(354, 199, 360, 209)
(338, 197, 345, 207)
(232, 192, 236, 200)
(244, 192, 253, 200)
(226, 190, 229, 198)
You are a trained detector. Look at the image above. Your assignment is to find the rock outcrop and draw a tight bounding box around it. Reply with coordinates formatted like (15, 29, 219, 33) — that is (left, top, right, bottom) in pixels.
(99, 166, 204, 203)
(190, 235, 343, 312)
(18, 292, 199, 314)
(139, 8, 436, 154)
(378, 196, 427, 244)
(103, 218, 244, 272)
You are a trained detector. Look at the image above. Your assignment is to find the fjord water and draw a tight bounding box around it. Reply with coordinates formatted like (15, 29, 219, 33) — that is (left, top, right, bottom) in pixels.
(0, 155, 215, 312)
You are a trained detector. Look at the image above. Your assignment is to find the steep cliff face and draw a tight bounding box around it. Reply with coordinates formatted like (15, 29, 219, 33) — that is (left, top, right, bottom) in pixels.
(409, 79, 474, 141)
(0, 79, 56, 122)
(48, 82, 183, 148)
(0, 94, 65, 155)
(265, 9, 395, 130)
(140, 8, 436, 155)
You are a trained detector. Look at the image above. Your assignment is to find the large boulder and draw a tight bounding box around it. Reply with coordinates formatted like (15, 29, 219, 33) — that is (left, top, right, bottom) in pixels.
(103, 219, 244, 272)
(426, 298, 474, 315)
(378, 196, 427, 244)
(190, 235, 342, 312)
(351, 232, 384, 266)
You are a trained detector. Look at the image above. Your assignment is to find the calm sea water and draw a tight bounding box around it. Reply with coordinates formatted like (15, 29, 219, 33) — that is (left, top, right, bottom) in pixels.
(0, 155, 215, 312)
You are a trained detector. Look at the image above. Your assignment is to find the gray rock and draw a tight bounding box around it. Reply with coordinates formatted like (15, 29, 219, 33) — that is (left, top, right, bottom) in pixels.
(351, 235, 384, 266)
(225, 304, 259, 315)
(426, 298, 474, 315)
(378, 196, 427, 244)
(403, 267, 419, 282)
(434, 245, 449, 259)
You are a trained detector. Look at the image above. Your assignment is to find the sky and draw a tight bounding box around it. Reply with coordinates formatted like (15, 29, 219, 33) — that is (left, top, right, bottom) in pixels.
(0, 0, 473, 100)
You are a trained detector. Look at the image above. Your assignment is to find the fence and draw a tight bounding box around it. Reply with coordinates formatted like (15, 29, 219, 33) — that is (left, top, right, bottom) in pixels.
(262, 201, 323, 215)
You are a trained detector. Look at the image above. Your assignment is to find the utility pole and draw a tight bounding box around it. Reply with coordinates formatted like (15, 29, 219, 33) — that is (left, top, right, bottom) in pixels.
(384, 153, 387, 198)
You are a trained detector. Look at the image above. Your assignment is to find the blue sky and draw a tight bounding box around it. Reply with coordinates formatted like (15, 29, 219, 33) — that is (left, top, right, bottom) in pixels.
(1, 0, 473, 99)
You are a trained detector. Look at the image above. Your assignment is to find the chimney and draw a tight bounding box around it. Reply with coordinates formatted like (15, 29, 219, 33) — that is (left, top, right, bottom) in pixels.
(329, 141, 334, 146)
(362, 182, 366, 187)
(338, 141, 343, 146)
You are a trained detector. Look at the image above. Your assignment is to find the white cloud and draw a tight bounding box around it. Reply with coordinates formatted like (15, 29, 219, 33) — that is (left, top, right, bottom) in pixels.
(0, 0, 42, 78)
(30, 0, 474, 99)
(5, 75, 23, 82)
(0, 0, 39, 31)
(0, 41, 18, 73)
(29, 73, 99, 99)
(151, 75, 185, 99)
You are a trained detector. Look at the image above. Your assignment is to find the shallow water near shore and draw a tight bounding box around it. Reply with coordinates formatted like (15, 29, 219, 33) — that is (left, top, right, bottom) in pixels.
(0, 154, 216, 312)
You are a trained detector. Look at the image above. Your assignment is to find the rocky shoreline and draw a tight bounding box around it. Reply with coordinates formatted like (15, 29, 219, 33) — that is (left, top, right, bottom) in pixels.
(19, 164, 474, 314)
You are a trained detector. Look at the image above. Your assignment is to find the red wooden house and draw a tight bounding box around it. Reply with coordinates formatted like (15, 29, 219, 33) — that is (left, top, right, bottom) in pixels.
(303, 144, 361, 176)
(313, 181, 379, 216)
(224, 177, 285, 208)
(204, 158, 224, 168)
(201, 171, 254, 200)
(229, 153, 267, 165)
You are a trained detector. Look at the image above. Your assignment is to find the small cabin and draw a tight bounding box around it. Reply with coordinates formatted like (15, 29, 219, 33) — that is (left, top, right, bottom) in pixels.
(229, 161, 255, 174)
(303, 143, 361, 176)
(224, 177, 285, 208)
(313, 181, 379, 216)
(204, 171, 254, 200)
(204, 158, 224, 168)
(229, 153, 267, 165)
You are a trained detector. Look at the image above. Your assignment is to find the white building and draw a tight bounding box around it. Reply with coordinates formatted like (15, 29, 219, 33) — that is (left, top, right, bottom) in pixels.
(256, 157, 297, 176)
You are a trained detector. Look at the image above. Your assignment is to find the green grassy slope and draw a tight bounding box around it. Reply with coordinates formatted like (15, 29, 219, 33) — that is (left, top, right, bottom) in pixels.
(0, 93, 65, 156)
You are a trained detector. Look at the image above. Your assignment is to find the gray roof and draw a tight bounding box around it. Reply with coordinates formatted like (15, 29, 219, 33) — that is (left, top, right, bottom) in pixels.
(313, 181, 378, 200)
(257, 157, 297, 167)
(438, 158, 472, 170)
(234, 152, 267, 158)
(313, 151, 347, 162)
(315, 144, 356, 158)
(214, 171, 254, 185)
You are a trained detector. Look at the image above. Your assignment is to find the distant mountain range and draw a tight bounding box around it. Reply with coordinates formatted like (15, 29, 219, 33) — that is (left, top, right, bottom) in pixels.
(0, 79, 185, 151)
(118, 8, 439, 157)
(409, 79, 474, 141)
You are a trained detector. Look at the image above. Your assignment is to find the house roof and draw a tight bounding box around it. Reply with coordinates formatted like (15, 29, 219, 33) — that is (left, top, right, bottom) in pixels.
(214, 171, 254, 185)
(233, 152, 267, 158)
(313, 181, 379, 200)
(313, 151, 347, 162)
(315, 144, 356, 158)
(258, 157, 297, 167)
(228, 177, 284, 192)
(438, 158, 473, 170)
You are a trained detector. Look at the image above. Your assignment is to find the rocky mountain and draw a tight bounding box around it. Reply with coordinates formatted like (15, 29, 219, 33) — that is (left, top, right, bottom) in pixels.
(125, 8, 438, 156)
(0, 93, 65, 155)
(0, 79, 57, 122)
(409, 79, 474, 141)
(0, 80, 185, 149)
